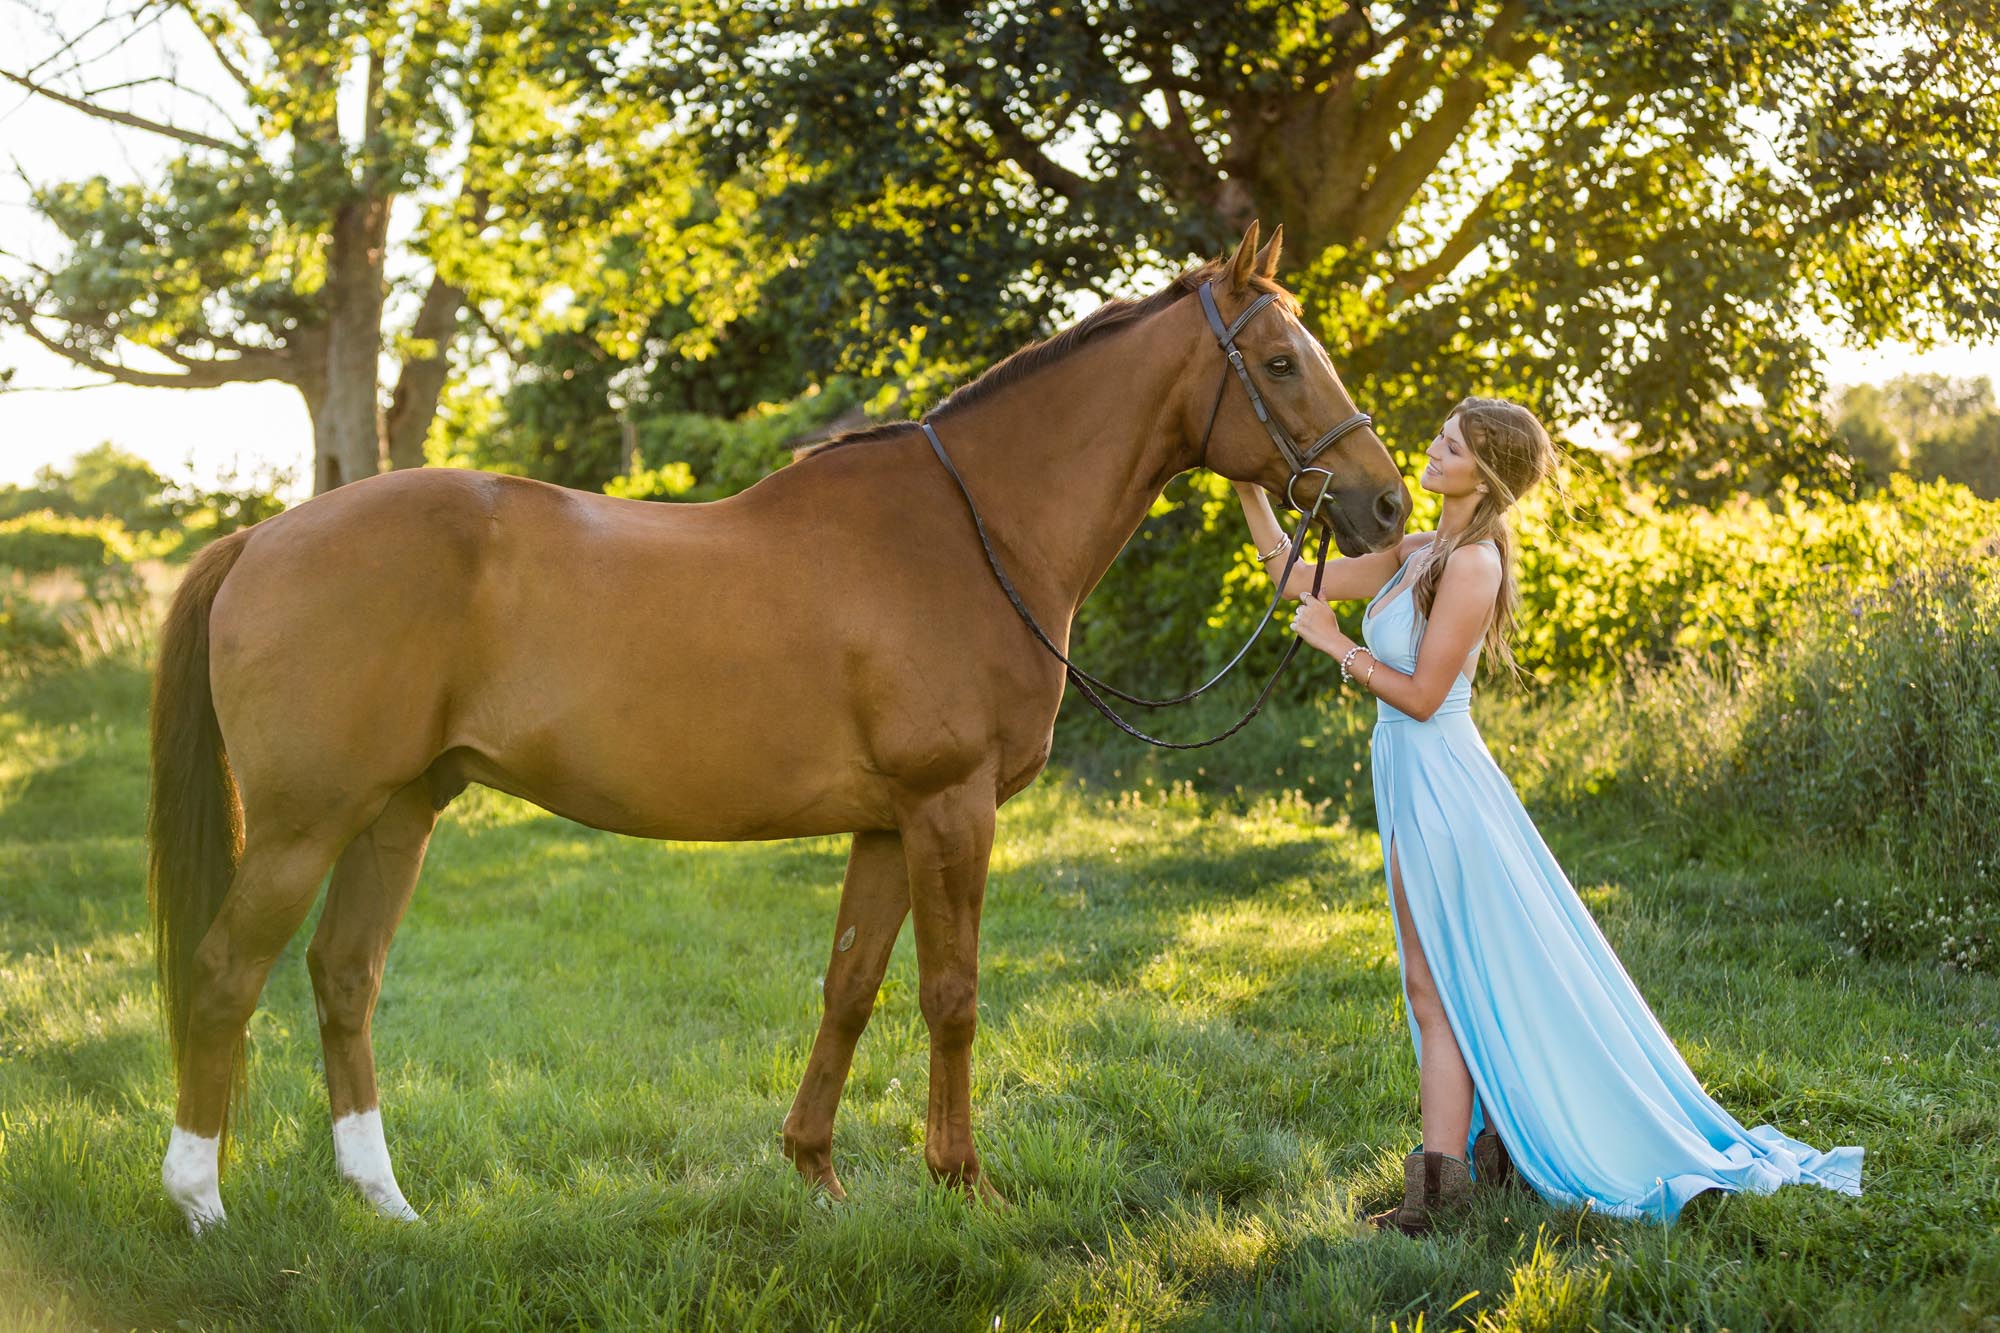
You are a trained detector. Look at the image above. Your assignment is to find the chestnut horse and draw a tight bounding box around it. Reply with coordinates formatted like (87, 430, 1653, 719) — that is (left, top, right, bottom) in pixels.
(147, 224, 1408, 1230)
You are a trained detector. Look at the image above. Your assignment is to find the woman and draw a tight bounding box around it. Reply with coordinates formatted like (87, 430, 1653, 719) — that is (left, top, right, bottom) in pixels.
(1233, 397, 1862, 1233)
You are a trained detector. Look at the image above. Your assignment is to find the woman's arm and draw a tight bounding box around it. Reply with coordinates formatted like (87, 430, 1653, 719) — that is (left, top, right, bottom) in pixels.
(1289, 541, 1500, 721)
(1231, 481, 1409, 601)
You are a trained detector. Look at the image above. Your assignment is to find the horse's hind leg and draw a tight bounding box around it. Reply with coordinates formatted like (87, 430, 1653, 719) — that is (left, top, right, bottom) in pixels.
(163, 829, 345, 1232)
(306, 779, 437, 1221)
(782, 829, 909, 1199)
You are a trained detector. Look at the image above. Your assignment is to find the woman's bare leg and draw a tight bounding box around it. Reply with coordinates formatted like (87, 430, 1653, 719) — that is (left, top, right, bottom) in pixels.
(1388, 834, 1475, 1157)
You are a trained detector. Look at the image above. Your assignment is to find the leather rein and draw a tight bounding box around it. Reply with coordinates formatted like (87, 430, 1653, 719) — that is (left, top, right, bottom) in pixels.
(922, 279, 1374, 750)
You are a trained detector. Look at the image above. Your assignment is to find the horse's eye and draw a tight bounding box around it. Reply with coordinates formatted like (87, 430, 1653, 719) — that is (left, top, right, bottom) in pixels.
(1266, 357, 1294, 376)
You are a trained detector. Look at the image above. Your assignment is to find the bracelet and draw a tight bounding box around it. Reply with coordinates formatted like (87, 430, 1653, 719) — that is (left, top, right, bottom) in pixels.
(1256, 535, 1290, 563)
(1339, 645, 1366, 682)
(1363, 657, 1379, 689)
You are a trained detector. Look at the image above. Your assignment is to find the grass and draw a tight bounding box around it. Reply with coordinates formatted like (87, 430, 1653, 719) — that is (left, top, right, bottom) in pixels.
(1, 660, 1997, 1330)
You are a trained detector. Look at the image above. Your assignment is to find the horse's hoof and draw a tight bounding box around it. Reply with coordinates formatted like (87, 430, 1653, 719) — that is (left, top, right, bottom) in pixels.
(784, 1141, 848, 1201)
(180, 1202, 227, 1236)
(946, 1170, 1008, 1209)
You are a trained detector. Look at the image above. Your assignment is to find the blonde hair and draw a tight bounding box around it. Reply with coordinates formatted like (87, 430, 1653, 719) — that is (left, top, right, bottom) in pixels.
(1409, 397, 1562, 683)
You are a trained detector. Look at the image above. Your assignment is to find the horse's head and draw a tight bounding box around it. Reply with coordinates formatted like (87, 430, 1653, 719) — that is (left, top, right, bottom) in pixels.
(1192, 222, 1409, 557)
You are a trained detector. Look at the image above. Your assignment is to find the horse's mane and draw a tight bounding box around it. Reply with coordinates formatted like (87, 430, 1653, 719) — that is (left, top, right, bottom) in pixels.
(795, 258, 1301, 460)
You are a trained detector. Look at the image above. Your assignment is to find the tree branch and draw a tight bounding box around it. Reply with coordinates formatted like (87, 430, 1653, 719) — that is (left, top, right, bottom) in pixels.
(1385, 185, 1502, 301)
(1350, 19, 1439, 134)
(382, 272, 464, 469)
(174, 2, 260, 98)
(4, 295, 291, 388)
(1384, 84, 1617, 301)
(1299, 3, 1383, 92)
(1146, 80, 1213, 177)
(22, 6, 142, 82)
(0, 65, 245, 154)
(971, 97, 1093, 199)
(362, 39, 385, 145)
(1350, 0, 1536, 246)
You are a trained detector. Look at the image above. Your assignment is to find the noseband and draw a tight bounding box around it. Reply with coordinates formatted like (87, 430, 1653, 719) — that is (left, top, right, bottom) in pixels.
(1196, 280, 1374, 512)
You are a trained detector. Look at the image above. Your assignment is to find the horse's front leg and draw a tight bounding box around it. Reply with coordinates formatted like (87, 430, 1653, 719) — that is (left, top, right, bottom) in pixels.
(782, 829, 909, 1199)
(900, 789, 1004, 1203)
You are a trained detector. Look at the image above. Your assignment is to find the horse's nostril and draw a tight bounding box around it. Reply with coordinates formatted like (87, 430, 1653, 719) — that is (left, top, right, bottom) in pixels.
(1373, 485, 1404, 528)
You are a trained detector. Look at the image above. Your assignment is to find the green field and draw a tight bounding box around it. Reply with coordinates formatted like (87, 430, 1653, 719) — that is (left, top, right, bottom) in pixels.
(2, 661, 1996, 1330)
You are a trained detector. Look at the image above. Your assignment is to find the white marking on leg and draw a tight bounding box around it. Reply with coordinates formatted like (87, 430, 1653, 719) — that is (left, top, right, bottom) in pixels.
(332, 1108, 419, 1221)
(162, 1126, 226, 1234)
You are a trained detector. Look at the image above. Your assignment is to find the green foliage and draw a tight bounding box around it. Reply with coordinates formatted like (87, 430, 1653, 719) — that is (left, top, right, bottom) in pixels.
(0, 593, 77, 677)
(604, 463, 696, 502)
(1508, 472, 2000, 684)
(0, 446, 286, 559)
(0, 445, 177, 532)
(0, 448, 284, 677)
(611, 381, 867, 502)
(458, 301, 830, 492)
(0, 511, 135, 577)
(1734, 557, 2000, 888)
(4, 2, 689, 488)
(663, 1, 2000, 498)
(1493, 548, 2000, 973)
(0, 517, 150, 679)
(178, 471, 289, 542)
(1073, 464, 2000, 709)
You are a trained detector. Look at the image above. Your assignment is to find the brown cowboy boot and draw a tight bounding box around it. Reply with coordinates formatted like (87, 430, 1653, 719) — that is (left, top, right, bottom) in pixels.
(1368, 1150, 1474, 1235)
(1473, 1127, 1517, 1191)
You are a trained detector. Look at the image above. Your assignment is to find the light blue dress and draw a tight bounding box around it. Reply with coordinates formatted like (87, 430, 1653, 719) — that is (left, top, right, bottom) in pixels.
(1361, 540, 1863, 1222)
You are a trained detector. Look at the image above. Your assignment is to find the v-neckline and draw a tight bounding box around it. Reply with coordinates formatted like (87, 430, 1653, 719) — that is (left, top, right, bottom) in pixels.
(1365, 553, 1419, 626)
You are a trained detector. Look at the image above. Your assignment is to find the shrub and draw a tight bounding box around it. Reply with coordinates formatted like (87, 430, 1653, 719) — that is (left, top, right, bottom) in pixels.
(0, 510, 136, 577)
(1509, 470, 2000, 685)
(0, 592, 77, 676)
(0, 443, 179, 531)
(1067, 463, 2000, 708)
(0, 512, 153, 677)
(614, 380, 866, 502)
(1577, 548, 2000, 971)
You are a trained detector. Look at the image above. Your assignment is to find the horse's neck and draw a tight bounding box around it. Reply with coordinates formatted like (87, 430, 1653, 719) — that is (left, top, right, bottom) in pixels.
(924, 313, 1205, 634)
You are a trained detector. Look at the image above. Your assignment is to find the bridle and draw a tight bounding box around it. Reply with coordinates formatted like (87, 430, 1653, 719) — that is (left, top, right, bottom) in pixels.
(1196, 280, 1375, 513)
(921, 279, 1377, 750)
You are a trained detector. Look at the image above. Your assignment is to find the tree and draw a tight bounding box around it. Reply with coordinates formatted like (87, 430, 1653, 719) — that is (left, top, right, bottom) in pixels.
(0, 444, 180, 531)
(660, 0, 2000, 499)
(1833, 374, 2000, 498)
(1, 1, 669, 494)
(458, 272, 841, 492)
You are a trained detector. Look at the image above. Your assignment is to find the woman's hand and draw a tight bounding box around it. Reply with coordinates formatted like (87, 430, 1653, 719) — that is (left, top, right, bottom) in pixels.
(1290, 591, 1353, 658)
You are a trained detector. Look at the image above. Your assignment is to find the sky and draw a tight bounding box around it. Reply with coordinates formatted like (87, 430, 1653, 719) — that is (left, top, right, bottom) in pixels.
(1, 9, 1993, 498)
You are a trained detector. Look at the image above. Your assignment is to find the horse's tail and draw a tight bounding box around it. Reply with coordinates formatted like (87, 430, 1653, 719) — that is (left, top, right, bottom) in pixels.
(147, 530, 251, 1150)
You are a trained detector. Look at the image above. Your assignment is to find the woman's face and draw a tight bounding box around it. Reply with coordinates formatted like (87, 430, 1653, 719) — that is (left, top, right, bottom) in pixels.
(1421, 414, 1485, 499)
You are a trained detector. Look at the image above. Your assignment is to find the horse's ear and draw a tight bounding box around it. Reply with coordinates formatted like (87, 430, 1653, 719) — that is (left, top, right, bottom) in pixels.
(1253, 223, 1283, 278)
(1227, 221, 1262, 290)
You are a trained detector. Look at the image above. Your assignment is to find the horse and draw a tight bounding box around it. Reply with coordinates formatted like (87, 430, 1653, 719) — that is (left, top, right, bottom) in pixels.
(146, 222, 1410, 1231)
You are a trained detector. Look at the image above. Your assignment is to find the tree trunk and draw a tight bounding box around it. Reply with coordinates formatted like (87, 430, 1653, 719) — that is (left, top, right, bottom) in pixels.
(313, 196, 392, 495)
(312, 361, 383, 494)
